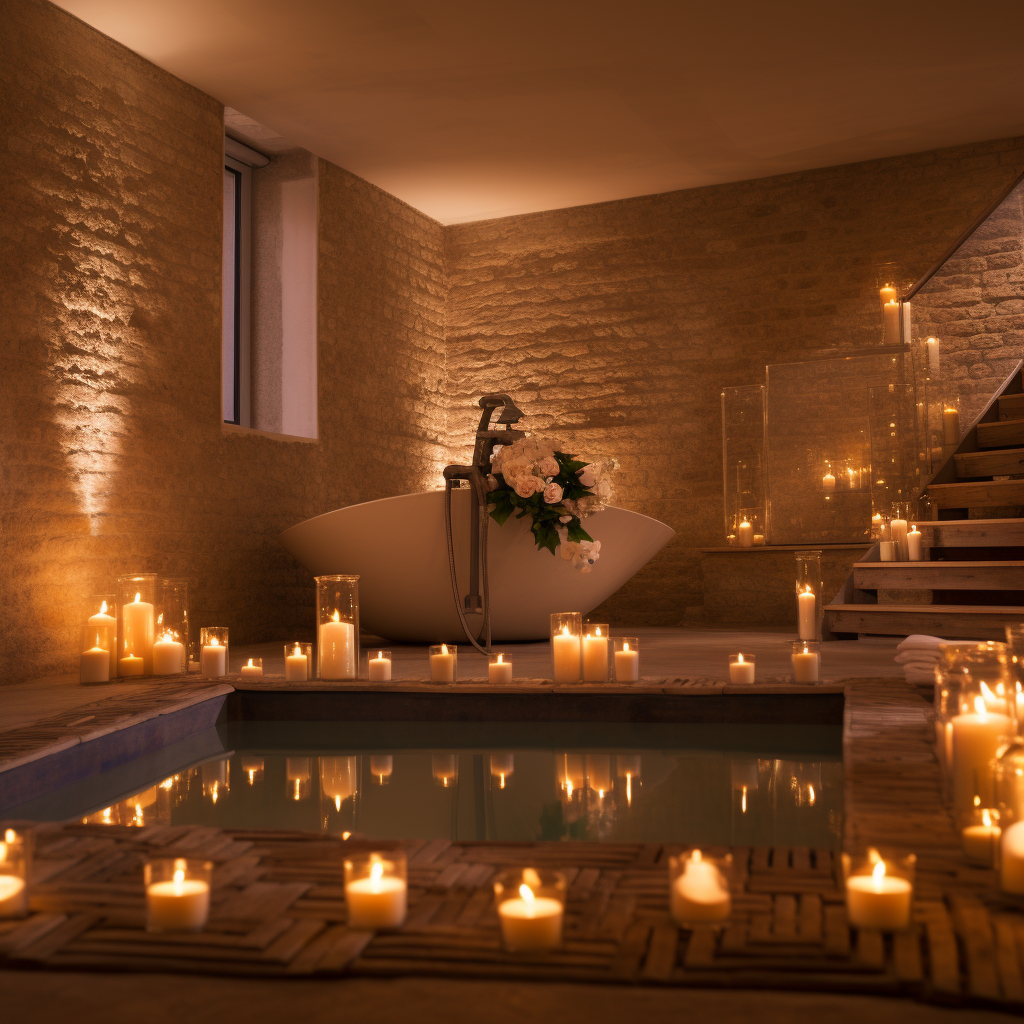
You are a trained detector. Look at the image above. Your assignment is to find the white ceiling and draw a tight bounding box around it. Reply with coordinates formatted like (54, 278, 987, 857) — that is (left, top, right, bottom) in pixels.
(54, 0, 1024, 224)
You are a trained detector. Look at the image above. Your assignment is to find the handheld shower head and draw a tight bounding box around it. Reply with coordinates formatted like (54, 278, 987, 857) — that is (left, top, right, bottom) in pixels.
(478, 393, 524, 425)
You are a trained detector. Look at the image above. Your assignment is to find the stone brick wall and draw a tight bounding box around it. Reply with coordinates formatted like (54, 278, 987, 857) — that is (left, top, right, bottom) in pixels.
(0, 0, 445, 682)
(444, 142, 1024, 626)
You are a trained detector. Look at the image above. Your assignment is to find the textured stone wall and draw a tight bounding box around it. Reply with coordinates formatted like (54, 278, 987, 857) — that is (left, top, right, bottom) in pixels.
(444, 141, 1024, 626)
(0, 0, 445, 682)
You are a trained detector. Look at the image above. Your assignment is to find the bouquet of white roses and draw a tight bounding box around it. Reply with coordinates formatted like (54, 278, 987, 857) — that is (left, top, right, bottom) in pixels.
(489, 436, 610, 569)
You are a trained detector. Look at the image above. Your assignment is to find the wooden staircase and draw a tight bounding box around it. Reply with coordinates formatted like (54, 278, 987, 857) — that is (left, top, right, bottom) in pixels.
(825, 362, 1024, 640)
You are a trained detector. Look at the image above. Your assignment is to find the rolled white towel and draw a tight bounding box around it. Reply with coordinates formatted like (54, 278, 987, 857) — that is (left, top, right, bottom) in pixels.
(895, 650, 943, 665)
(896, 634, 951, 652)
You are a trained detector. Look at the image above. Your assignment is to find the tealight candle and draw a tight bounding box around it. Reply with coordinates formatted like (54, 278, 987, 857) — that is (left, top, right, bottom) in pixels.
(791, 642, 819, 683)
(962, 808, 1001, 866)
(845, 857, 912, 931)
(145, 858, 211, 933)
(430, 643, 456, 682)
(240, 657, 263, 679)
(613, 639, 639, 681)
(495, 872, 565, 952)
(489, 652, 513, 684)
(153, 631, 185, 676)
(1001, 820, 1024, 894)
(951, 696, 1011, 815)
(729, 653, 755, 684)
(200, 637, 226, 677)
(907, 528, 923, 561)
(368, 650, 392, 681)
(582, 625, 609, 681)
(285, 643, 309, 682)
(344, 854, 407, 929)
(670, 850, 731, 925)
(737, 520, 753, 546)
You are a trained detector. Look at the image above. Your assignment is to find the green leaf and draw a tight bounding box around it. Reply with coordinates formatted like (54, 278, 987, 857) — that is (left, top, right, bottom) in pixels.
(566, 522, 594, 544)
(489, 504, 514, 526)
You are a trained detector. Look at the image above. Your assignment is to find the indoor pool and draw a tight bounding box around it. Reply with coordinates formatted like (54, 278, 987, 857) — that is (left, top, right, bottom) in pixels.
(6, 719, 843, 847)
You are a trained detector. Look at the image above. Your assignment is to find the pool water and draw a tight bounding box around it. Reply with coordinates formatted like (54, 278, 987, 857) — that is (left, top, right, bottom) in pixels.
(11, 720, 843, 847)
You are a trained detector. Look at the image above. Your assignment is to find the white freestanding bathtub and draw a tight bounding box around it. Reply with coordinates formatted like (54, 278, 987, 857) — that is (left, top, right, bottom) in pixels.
(278, 490, 675, 643)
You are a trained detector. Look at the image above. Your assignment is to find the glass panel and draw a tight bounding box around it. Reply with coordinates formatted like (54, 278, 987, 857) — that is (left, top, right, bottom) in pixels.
(720, 386, 766, 544)
(222, 166, 239, 424)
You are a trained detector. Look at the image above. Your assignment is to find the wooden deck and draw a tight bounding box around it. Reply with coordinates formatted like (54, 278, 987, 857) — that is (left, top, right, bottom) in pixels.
(0, 678, 1022, 1010)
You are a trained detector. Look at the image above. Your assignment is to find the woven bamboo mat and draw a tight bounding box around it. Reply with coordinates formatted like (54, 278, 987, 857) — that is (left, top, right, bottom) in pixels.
(0, 824, 1022, 1010)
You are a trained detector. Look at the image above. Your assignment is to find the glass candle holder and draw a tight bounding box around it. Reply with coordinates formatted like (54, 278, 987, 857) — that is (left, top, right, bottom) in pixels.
(284, 642, 312, 682)
(157, 577, 189, 674)
(489, 651, 513, 684)
(876, 263, 904, 346)
(286, 757, 311, 800)
(145, 857, 211, 933)
(187, 641, 201, 672)
(791, 641, 820, 683)
(0, 829, 30, 918)
(582, 623, 610, 681)
(728, 653, 755, 684)
(82, 595, 116, 682)
(490, 753, 514, 789)
(550, 612, 582, 683)
(879, 540, 896, 562)
(1005, 624, 1024, 736)
(669, 849, 732, 926)
(199, 627, 229, 678)
(117, 574, 159, 677)
(843, 849, 915, 931)
(316, 575, 360, 681)
(431, 753, 458, 788)
(794, 551, 822, 641)
(961, 805, 1001, 867)
(344, 852, 407, 929)
(239, 656, 263, 680)
(613, 637, 640, 681)
(870, 512, 885, 541)
(366, 649, 393, 681)
(493, 868, 566, 952)
(429, 644, 457, 682)
(941, 390, 961, 447)
(370, 755, 393, 785)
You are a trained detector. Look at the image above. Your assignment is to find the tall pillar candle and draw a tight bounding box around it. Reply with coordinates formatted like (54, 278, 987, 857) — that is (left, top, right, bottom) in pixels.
(797, 586, 817, 640)
(943, 407, 960, 445)
(582, 626, 609, 681)
(320, 614, 356, 680)
(552, 626, 580, 683)
(951, 697, 1012, 815)
(907, 528, 923, 561)
(122, 593, 155, 675)
(882, 298, 900, 345)
(737, 520, 753, 546)
(890, 519, 908, 561)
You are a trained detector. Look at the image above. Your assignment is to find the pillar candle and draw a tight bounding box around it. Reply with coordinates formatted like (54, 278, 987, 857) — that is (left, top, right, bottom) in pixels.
(87, 602, 117, 676)
(552, 626, 580, 683)
(882, 298, 900, 345)
(822, 472, 835, 494)
(320, 614, 356, 680)
(122, 593, 155, 674)
(879, 284, 897, 306)
(153, 634, 185, 676)
(1001, 821, 1024, 894)
(430, 643, 455, 683)
(146, 872, 210, 932)
(951, 698, 1012, 815)
(797, 586, 817, 640)
(926, 336, 940, 373)
(907, 528, 922, 561)
(0, 875, 27, 918)
(753, 534, 765, 546)
(792, 646, 819, 682)
(200, 639, 226, 678)
(962, 810, 1001, 866)
(670, 851, 731, 924)
(489, 654, 513, 684)
(614, 641, 639, 681)
(118, 654, 144, 677)
(285, 645, 308, 682)
(582, 628, 609, 681)
(879, 541, 895, 561)
(845, 861, 911, 930)
(498, 885, 563, 951)
(890, 519, 908, 561)
(240, 658, 263, 679)
(368, 651, 392, 681)
(737, 520, 753, 546)
(729, 654, 755, 684)
(80, 645, 110, 684)
(943, 407, 960, 445)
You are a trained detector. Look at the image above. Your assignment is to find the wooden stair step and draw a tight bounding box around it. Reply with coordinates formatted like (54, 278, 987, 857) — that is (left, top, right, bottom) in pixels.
(954, 448, 1024, 478)
(824, 603, 1024, 639)
(999, 393, 1024, 420)
(913, 519, 1024, 546)
(853, 561, 1024, 590)
(977, 418, 1024, 448)
(926, 479, 1024, 509)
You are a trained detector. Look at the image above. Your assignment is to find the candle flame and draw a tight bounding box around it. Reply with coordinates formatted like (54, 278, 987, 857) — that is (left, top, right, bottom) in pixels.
(378, 650, 383, 659)
(974, 695, 987, 717)
(497, 653, 504, 664)
(133, 592, 141, 604)
(737, 653, 744, 664)
(248, 770, 255, 785)
(740, 520, 750, 528)
(623, 641, 630, 653)
(741, 785, 747, 813)
(370, 860, 384, 889)
(872, 859, 886, 887)
(294, 644, 301, 657)
(332, 610, 340, 622)
(335, 795, 341, 812)
(808, 784, 815, 806)
(803, 584, 812, 595)
(499, 773, 505, 788)
(247, 658, 254, 668)
(210, 636, 220, 647)
(974, 794, 981, 807)
(596, 626, 602, 637)
(100, 600, 108, 614)
(5, 830, 16, 844)
(440, 643, 448, 655)
(561, 625, 570, 637)
(692, 849, 702, 863)
(803, 645, 809, 655)
(980, 681, 996, 703)
(626, 772, 633, 806)
(173, 868, 185, 891)
(982, 809, 993, 827)
(519, 883, 535, 905)
(160, 631, 174, 643)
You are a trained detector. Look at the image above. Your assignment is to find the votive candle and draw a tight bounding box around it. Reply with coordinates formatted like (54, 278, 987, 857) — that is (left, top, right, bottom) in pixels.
(489, 653, 513, 684)
(729, 653, 755, 684)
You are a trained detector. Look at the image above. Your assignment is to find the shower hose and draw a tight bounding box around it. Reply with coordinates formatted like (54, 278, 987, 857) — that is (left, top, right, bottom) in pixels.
(444, 478, 492, 656)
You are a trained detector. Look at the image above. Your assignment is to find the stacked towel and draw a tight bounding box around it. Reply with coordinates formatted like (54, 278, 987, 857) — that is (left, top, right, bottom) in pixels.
(894, 634, 986, 685)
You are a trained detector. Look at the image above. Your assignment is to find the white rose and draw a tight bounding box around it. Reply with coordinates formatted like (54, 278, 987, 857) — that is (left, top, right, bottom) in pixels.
(537, 456, 559, 478)
(543, 482, 563, 504)
(513, 476, 537, 499)
(577, 466, 596, 488)
(532, 476, 547, 494)
(502, 459, 528, 483)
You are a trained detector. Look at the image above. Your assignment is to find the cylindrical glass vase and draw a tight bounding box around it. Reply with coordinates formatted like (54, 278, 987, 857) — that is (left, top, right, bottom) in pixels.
(941, 390, 961, 448)
(550, 612, 582, 683)
(285, 642, 312, 682)
(157, 578, 189, 674)
(199, 627, 229, 678)
(429, 645, 457, 683)
(843, 848, 915, 931)
(493, 868, 566, 952)
(316, 575, 360, 681)
(145, 857, 211, 933)
(488, 651, 513, 684)
(612, 637, 640, 681)
(794, 551, 822, 641)
(582, 623, 609, 681)
(366, 649, 393, 682)
(791, 641, 820, 683)
(117, 574, 159, 677)
(83, 595, 116, 682)
(344, 852, 407, 929)
(669, 849, 732, 927)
